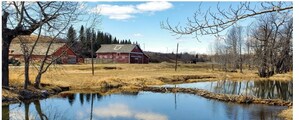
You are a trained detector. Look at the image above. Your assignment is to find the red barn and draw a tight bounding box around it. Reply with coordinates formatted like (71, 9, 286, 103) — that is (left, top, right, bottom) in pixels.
(9, 43, 77, 64)
(96, 44, 149, 64)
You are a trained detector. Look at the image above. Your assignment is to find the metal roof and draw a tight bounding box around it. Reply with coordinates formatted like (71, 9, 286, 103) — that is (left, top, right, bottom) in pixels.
(96, 44, 139, 53)
(9, 43, 66, 55)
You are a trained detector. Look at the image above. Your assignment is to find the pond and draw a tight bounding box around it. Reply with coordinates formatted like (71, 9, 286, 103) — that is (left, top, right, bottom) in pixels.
(2, 91, 287, 120)
(161, 80, 293, 101)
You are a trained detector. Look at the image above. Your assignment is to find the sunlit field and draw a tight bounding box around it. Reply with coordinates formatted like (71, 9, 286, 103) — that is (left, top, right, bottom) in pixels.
(9, 63, 292, 89)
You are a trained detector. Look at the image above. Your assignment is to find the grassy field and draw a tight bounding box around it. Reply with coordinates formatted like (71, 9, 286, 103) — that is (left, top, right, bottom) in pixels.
(8, 62, 292, 89)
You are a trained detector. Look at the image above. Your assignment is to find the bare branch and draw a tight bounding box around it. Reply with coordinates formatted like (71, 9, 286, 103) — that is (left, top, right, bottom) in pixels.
(161, 2, 293, 38)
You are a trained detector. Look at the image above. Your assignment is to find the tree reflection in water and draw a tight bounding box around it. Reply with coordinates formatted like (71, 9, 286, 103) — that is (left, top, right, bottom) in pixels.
(2, 105, 9, 120)
(213, 80, 292, 101)
(2, 100, 65, 120)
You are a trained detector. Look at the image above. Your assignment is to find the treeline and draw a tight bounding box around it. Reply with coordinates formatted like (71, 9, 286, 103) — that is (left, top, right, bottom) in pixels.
(66, 25, 138, 57)
(209, 12, 293, 77)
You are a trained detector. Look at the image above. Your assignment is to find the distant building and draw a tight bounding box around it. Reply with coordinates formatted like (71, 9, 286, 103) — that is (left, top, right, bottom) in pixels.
(9, 43, 77, 64)
(95, 44, 149, 64)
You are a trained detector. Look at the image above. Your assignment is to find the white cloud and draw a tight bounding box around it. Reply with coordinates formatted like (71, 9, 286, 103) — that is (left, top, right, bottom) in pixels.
(90, 2, 173, 20)
(133, 33, 143, 37)
(136, 1, 173, 12)
(90, 4, 138, 20)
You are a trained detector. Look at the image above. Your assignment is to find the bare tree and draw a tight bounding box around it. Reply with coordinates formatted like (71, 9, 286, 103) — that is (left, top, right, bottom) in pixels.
(2, 1, 79, 87)
(213, 36, 228, 71)
(225, 26, 239, 71)
(251, 12, 292, 77)
(17, 26, 43, 89)
(237, 27, 243, 73)
(33, 26, 70, 88)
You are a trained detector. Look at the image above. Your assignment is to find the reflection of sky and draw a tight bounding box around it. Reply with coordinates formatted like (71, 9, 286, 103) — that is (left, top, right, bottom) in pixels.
(89, 103, 168, 120)
(5, 92, 287, 120)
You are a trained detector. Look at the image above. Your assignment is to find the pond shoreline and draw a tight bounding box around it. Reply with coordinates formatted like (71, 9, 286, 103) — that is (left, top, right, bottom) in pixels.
(2, 84, 70, 105)
(2, 79, 293, 120)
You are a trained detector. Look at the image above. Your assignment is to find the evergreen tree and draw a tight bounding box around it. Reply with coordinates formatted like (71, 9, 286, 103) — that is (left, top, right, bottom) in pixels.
(79, 25, 85, 43)
(77, 25, 86, 57)
(66, 25, 76, 45)
(95, 31, 102, 50)
(113, 37, 118, 44)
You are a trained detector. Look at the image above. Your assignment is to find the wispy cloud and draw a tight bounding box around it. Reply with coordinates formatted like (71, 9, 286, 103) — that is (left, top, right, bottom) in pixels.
(90, 1, 173, 20)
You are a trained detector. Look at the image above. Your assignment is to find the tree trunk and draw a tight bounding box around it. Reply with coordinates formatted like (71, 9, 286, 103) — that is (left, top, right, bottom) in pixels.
(24, 59, 31, 89)
(2, 36, 13, 87)
(240, 55, 243, 73)
(34, 73, 42, 89)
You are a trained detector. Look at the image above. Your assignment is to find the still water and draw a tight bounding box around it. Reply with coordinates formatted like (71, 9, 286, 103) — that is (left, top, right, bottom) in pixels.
(3, 91, 286, 120)
(161, 80, 293, 101)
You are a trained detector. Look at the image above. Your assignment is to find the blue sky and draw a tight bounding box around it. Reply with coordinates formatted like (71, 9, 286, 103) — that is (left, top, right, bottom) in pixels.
(73, 1, 270, 54)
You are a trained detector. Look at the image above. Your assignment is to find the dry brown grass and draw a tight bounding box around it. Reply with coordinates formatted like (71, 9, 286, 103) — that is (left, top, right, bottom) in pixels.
(8, 63, 293, 90)
(279, 107, 293, 120)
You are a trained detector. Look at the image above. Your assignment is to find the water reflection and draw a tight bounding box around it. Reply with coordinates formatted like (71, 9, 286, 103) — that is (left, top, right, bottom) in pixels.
(163, 80, 293, 101)
(2, 100, 65, 120)
(3, 92, 286, 120)
(93, 103, 168, 120)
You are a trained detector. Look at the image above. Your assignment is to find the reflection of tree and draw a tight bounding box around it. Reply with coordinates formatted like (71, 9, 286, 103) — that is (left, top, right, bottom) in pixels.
(24, 101, 30, 120)
(253, 81, 292, 101)
(33, 100, 48, 120)
(90, 94, 96, 120)
(60, 93, 76, 106)
(67, 94, 76, 106)
(223, 103, 238, 120)
(80, 93, 85, 105)
(2, 105, 10, 120)
(86, 94, 91, 103)
(96, 93, 102, 101)
(212, 80, 292, 101)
